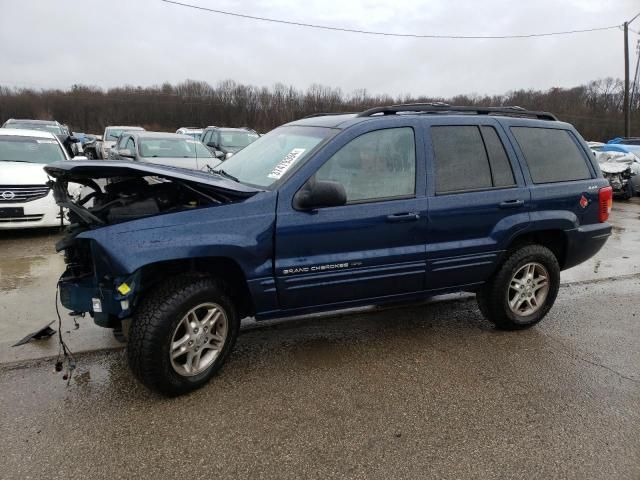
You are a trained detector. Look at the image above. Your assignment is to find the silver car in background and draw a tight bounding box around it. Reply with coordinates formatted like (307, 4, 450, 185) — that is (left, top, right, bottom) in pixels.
(175, 127, 203, 140)
(109, 131, 220, 171)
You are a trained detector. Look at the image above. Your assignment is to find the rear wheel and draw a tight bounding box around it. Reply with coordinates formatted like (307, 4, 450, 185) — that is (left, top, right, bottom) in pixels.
(84, 149, 95, 160)
(477, 245, 560, 330)
(127, 276, 239, 396)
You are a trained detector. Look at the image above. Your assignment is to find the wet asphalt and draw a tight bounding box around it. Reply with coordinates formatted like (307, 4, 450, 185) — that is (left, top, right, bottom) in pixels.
(1, 277, 639, 479)
(0, 198, 639, 479)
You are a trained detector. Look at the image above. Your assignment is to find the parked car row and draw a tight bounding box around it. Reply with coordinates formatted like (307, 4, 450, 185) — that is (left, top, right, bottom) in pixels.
(0, 118, 262, 230)
(82, 125, 260, 164)
(588, 137, 640, 199)
(108, 131, 220, 171)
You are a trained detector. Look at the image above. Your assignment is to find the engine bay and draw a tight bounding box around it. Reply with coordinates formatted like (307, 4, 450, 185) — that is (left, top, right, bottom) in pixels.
(52, 176, 234, 232)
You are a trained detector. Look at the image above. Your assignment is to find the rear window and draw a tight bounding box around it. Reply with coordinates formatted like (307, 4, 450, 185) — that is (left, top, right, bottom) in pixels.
(511, 127, 591, 184)
(431, 125, 515, 194)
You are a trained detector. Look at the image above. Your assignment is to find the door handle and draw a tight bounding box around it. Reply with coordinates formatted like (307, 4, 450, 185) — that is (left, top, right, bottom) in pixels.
(499, 199, 525, 209)
(386, 212, 420, 223)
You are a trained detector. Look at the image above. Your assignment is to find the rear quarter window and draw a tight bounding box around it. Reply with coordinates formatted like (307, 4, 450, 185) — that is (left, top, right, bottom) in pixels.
(511, 127, 591, 184)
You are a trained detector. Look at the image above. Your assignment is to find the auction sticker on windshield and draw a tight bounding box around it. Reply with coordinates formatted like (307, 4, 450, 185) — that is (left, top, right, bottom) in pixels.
(268, 148, 306, 179)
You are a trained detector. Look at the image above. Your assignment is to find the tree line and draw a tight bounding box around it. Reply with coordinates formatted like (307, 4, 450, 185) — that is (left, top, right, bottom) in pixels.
(0, 78, 638, 141)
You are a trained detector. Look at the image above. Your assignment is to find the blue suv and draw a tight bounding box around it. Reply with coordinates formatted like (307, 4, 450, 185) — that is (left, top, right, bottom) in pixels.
(46, 104, 613, 396)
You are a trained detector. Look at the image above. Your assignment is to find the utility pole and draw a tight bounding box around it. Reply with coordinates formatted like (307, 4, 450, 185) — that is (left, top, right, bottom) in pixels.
(624, 12, 640, 136)
(622, 22, 631, 137)
(624, 22, 630, 137)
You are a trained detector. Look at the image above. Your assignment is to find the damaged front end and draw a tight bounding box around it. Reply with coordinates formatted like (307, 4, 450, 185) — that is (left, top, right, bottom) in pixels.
(596, 151, 640, 198)
(45, 160, 260, 328)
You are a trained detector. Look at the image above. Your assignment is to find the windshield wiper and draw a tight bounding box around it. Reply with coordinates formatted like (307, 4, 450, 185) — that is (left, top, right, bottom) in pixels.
(2, 160, 30, 163)
(211, 168, 240, 183)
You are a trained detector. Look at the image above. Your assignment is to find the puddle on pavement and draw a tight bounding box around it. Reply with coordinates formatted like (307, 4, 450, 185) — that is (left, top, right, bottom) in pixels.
(0, 254, 63, 292)
(610, 225, 626, 241)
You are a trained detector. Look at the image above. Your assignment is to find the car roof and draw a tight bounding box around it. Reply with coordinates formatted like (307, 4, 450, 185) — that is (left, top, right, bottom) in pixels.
(284, 104, 568, 130)
(105, 126, 145, 130)
(604, 144, 640, 152)
(5, 119, 60, 125)
(217, 127, 254, 132)
(285, 113, 571, 130)
(127, 131, 192, 140)
(203, 126, 254, 132)
(0, 128, 58, 139)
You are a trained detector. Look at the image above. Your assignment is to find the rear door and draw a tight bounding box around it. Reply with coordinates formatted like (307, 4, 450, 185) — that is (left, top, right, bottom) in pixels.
(425, 119, 531, 289)
(274, 122, 428, 310)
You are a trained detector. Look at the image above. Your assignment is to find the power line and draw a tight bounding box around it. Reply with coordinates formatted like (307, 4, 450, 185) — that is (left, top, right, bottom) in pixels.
(161, 0, 622, 39)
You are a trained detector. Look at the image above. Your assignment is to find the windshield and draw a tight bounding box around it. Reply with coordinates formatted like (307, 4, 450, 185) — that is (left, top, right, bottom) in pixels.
(219, 131, 260, 148)
(6, 122, 63, 135)
(0, 136, 66, 164)
(138, 138, 213, 158)
(218, 126, 333, 188)
(105, 128, 142, 141)
(184, 132, 202, 140)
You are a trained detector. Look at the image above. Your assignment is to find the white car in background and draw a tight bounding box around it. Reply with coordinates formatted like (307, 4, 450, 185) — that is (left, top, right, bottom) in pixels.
(101, 126, 145, 159)
(175, 127, 203, 140)
(0, 129, 80, 229)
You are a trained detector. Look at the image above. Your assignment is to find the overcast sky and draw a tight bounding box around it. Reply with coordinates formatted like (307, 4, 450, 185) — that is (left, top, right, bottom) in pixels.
(0, 0, 638, 98)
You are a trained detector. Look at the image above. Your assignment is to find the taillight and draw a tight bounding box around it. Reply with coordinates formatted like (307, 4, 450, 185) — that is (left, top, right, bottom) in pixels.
(598, 186, 612, 222)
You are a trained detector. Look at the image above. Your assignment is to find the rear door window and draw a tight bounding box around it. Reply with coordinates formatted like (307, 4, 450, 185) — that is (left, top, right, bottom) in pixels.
(481, 126, 515, 187)
(511, 127, 591, 183)
(432, 126, 491, 193)
(431, 125, 516, 194)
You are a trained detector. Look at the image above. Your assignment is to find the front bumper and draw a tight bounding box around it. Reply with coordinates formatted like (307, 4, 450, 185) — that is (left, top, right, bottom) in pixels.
(58, 270, 140, 328)
(0, 191, 66, 229)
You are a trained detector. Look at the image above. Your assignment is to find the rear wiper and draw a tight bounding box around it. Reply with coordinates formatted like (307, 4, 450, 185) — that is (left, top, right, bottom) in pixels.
(212, 168, 240, 183)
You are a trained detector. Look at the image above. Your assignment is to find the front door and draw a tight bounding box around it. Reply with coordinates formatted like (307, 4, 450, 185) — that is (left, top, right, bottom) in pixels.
(275, 125, 428, 310)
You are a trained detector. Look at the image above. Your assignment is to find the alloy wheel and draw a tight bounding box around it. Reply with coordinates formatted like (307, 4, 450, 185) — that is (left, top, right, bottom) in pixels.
(169, 303, 228, 376)
(507, 262, 550, 316)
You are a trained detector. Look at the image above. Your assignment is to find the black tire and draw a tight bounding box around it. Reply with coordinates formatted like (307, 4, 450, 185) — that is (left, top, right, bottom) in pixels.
(85, 149, 95, 160)
(476, 244, 560, 330)
(127, 275, 239, 396)
(112, 326, 127, 343)
(623, 181, 634, 200)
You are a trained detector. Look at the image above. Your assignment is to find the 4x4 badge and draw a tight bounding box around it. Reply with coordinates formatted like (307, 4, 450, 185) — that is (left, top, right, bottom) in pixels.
(579, 195, 588, 208)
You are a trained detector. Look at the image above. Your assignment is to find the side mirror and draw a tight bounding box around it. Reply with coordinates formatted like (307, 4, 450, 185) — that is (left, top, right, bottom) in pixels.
(294, 180, 347, 210)
(214, 150, 225, 159)
(119, 148, 135, 158)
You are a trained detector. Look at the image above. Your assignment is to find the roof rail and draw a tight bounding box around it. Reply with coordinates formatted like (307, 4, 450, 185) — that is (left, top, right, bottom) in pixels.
(303, 112, 357, 119)
(356, 104, 558, 121)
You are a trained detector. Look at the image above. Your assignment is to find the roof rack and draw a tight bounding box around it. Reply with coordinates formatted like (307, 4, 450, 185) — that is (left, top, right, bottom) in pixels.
(303, 112, 357, 119)
(356, 104, 558, 121)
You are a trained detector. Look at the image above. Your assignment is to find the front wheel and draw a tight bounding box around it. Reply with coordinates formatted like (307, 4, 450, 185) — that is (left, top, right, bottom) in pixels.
(127, 276, 239, 396)
(476, 245, 560, 330)
(84, 149, 95, 160)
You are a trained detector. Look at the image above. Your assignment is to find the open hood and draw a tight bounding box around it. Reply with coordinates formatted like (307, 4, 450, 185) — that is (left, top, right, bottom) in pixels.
(44, 160, 261, 196)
